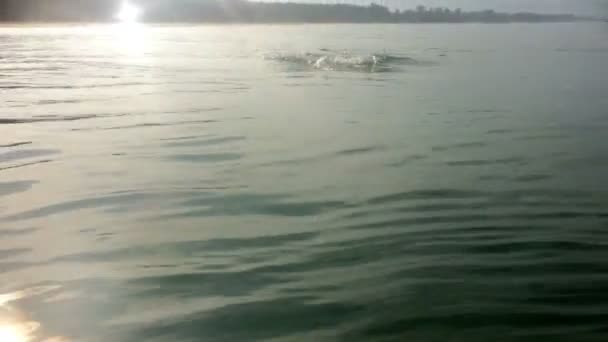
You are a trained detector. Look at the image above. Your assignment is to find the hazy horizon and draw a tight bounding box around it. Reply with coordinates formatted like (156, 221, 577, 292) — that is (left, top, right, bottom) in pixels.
(1, 0, 605, 18)
(1, 0, 598, 23)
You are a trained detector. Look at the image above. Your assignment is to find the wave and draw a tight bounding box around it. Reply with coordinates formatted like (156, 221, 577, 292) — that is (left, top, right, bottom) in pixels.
(0, 115, 98, 125)
(0, 142, 32, 148)
(265, 50, 424, 72)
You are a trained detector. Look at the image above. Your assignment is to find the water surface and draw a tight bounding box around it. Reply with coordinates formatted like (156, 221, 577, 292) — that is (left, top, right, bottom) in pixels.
(1, 23, 608, 341)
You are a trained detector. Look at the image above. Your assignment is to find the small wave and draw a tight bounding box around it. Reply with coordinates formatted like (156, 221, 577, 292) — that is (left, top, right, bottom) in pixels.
(0, 149, 59, 164)
(71, 119, 219, 132)
(0, 180, 38, 198)
(336, 145, 385, 156)
(0, 142, 32, 148)
(446, 157, 527, 167)
(0, 227, 38, 237)
(164, 136, 246, 148)
(0, 159, 53, 172)
(265, 51, 422, 72)
(0, 115, 97, 125)
(432, 142, 486, 152)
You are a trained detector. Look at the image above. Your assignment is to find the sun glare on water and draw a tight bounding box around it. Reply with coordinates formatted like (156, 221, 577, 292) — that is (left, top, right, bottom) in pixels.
(116, 1, 141, 23)
(0, 319, 40, 342)
(0, 292, 36, 342)
(0, 324, 27, 342)
(0, 290, 69, 342)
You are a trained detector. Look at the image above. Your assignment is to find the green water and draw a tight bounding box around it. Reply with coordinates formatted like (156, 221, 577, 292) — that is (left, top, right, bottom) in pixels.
(1, 23, 608, 341)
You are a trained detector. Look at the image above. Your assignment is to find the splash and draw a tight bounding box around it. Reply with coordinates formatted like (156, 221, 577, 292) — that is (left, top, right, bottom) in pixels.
(265, 50, 421, 72)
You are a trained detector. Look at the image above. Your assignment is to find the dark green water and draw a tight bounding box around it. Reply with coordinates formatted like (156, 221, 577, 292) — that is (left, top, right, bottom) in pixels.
(1, 23, 608, 341)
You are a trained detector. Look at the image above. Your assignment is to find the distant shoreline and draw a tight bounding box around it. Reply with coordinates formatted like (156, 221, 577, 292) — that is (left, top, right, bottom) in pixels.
(0, 1, 602, 24)
(0, 19, 606, 28)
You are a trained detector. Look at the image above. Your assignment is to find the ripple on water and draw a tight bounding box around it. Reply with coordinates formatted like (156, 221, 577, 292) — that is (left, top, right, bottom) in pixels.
(446, 157, 527, 167)
(163, 136, 246, 148)
(0, 227, 38, 237)
(0, 115, 98, 124)
(0, 181, 37, 198)
(0, 149, 59, 163)
(72, 119, 219, 132)
(0, 142, 32, 148)
(121, 297, 362, 341)
(0, 159, 54, 172)
(0, 248, 30, 261)
(1, 191, 167, 222)
(164, 193, 350, 218)
(51, 232, 319, 265)
(168, 152, 243, 163)
(513, 174, 554, 182)
(431, 141, 487, 152)
(335, 145, 385, 156)
(387, 154, 428, 167)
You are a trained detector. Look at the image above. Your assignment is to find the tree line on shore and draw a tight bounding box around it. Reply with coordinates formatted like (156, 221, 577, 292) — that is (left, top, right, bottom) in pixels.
(0, 0, 592, 23)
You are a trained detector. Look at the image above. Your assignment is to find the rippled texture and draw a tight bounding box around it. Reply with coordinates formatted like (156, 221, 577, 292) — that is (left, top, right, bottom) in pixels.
(1, 23, 608, 341)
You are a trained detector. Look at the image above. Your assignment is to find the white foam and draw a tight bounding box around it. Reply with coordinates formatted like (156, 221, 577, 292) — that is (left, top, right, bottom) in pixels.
(265, 50, 420, 72)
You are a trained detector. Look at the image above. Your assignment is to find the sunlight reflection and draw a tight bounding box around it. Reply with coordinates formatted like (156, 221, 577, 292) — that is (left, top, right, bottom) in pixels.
(116, 1, 141, 23)
(0, 291, 69, 342)
(0, 321, 39, 342)
(111, 0, 147, 55)
(1, 291, 34, 342)
(0, 293, 24, 307)
(111, 22, 147, 55)
(0, 325, 24, 342)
